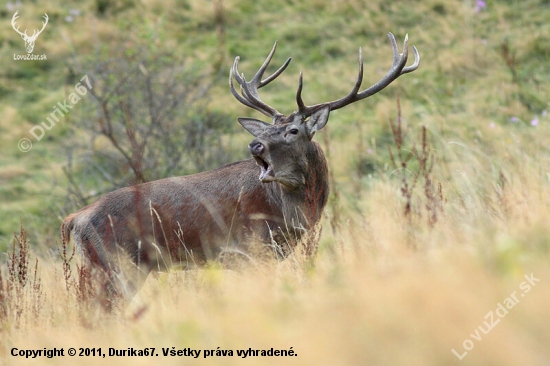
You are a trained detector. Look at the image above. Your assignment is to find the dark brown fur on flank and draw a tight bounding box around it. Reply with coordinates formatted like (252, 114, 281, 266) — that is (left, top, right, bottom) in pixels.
(61, 34, 419, 301)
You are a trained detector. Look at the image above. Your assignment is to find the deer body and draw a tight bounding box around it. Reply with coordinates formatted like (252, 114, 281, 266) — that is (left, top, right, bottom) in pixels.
(63, 144, 328, 273)
(61, 34, 419, 302)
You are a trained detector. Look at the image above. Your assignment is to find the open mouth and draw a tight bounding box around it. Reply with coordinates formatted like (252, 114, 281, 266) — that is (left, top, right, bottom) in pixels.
(253, 156, 275, 182)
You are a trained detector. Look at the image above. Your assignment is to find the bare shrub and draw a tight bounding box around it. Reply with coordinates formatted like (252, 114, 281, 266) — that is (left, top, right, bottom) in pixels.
(2, 224, 44, 329)
(387, 99, 445, 227)
(57, 237, 122, 319)
(62, 33, 239, 211)
(58, 234, 75, 292)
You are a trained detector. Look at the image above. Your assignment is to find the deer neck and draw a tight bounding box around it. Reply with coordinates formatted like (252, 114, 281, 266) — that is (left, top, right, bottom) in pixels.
(272, 141, 329, 232)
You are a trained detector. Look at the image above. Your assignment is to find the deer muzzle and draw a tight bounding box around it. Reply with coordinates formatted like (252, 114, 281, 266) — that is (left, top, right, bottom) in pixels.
(249, 141, 275, 182)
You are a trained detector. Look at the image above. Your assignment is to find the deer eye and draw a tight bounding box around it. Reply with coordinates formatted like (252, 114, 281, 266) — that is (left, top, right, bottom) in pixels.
(289, 128, 299, 135)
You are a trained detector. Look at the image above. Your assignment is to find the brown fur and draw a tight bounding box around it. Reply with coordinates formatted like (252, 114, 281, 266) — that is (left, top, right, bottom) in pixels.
(62, 137, 329, 298)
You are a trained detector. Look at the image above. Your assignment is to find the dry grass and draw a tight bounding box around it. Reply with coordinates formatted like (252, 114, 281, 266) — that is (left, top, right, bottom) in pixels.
(2, 143, 550, 364)
(0, 251, 549, 366)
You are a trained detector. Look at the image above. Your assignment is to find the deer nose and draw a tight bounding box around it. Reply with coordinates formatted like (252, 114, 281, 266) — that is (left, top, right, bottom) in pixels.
(248, 141, 264, 156)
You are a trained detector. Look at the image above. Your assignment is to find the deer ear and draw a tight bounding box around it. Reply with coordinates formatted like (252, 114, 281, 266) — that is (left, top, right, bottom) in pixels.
(238, 117, 271, 137)
(305, 106, 330, 137)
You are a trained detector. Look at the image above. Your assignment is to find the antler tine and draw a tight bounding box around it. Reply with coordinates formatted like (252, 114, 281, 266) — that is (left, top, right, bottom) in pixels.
(229, 42, 292, 120)
(348, 32, 409, 98)
(389, 32, 402, 65)
(240, 72, 280, 117)
(353, 48, 365, 95)
(261, 58, 291, 86)
(328, 32, 412, 110)
(231, 56, 245, 85)
(241, 42, 290, 102)
(230, 55, 279, 118)
(229, 59, 258, 111)
(297, 33, 419, 114)
(402, 45, 420, 74)
(296, 72, 306, 113)
(251, 41, 292, 88)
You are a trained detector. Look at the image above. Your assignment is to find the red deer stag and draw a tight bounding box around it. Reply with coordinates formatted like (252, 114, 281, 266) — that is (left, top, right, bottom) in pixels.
(61, 33, 419, 300)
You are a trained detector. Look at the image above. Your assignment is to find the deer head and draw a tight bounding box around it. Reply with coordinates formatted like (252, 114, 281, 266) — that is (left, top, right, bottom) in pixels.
(11, 11, 49, 53)
(230, 33, 420, 189)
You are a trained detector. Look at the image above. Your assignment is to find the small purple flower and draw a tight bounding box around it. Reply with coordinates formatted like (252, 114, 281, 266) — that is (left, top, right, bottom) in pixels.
(69, 9, 81, 16)
(489, 123, 495, 129)
(510, 116, 519, 123)
(65, 16, 74, 22)
(543, 110, 548, 117)
(531, 117, 539, 126)
(367, 148, 373, 155)
(6, 1, 21, 11)
(475, 0, 487, 13)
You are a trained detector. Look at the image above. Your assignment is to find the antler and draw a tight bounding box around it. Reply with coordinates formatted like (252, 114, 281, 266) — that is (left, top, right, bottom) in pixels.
(11, 11, 27, 37)
(296, 32, 420, 115)
(229, 41, 292, 120)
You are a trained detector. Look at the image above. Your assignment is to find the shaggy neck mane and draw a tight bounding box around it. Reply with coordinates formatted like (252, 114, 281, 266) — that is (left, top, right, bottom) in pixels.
(270, 141, 329, 234)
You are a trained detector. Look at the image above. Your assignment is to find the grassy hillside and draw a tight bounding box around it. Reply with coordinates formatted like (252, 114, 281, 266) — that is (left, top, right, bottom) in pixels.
(1, 0, 550, 365)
